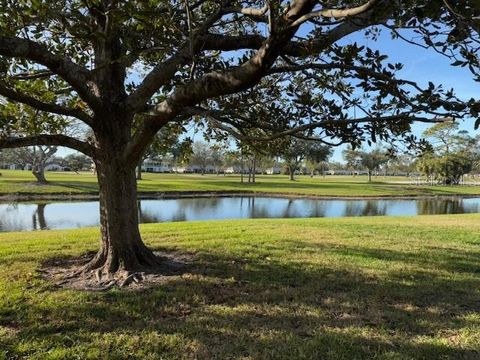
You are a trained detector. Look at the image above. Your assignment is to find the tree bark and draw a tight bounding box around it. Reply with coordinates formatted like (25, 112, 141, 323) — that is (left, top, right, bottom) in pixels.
(82, 158, 159, 276)
(368, 170, 372, 182)
(240, 152, 244, 183)
(289, 165, 295, 181)
(32, 164, 47, 184)
(136, 160, 143, 181)
(252, 157, 256, 184)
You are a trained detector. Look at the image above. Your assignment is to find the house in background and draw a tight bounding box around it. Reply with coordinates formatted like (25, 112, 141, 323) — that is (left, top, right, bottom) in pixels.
(265, 166, 282, 175)
(224, 166, 243, 174)
(45, 163, 65, 171)
(142, 160, 172, 173)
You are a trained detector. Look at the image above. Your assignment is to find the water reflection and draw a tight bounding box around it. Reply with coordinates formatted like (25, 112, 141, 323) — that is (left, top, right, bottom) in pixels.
(0, 196, 479, 232)
(415, 198, 467, 215)
(32, 203, 48, 230)
(344, 200, 388, 217)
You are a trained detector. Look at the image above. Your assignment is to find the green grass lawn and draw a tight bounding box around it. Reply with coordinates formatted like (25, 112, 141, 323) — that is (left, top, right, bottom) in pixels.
(1, 169, 480, 197)
(1, 215, 479, 359)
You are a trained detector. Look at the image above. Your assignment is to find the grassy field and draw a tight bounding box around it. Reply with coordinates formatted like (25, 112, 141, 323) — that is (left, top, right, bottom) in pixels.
(1, 215, 479, 359)
(1, 169, 480, 197)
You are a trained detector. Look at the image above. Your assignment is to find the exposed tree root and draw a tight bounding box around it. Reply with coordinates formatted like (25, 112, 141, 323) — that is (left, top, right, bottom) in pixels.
(40, 250, 193, 291)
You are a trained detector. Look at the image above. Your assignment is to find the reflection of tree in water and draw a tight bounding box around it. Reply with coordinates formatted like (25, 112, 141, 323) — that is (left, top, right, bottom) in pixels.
(281, 199, 295, 218)
(416, 198, 467, 215)
(0, 203, 50, 231)
(344, 200, 388, 217)
(137, 200, 187, 223)
(176, 198, 225, 221)
(246, 198, 326, 219)
(179, 198, 221, 211)
(0, 204, 15, 231)
(32, 203, 48, 230)
(303, 200, 326, 218)
(243, 197, 271, 219)
(138, 201, 160, 223)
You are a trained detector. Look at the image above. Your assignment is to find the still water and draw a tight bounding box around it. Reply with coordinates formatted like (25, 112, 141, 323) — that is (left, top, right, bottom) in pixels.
(0, 196, 479, 232)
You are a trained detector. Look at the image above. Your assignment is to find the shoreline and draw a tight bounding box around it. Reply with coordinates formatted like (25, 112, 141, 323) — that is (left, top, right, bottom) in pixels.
(1, 190, 480, 202)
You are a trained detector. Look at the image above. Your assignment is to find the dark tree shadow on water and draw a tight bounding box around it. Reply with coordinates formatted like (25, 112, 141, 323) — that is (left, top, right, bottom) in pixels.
(2, 244, 480, 359)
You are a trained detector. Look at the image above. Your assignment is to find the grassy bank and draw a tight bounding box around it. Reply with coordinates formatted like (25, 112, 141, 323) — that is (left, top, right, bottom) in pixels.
(1, 170, 480, 197)
(1, 215, 479, 359)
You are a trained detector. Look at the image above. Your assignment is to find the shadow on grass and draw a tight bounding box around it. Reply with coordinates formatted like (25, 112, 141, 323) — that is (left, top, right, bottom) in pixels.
(54, 182, 99, 192)
(2, 243, 480, 359)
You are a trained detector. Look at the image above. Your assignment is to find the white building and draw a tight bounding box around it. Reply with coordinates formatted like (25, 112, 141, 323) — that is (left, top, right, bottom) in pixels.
(45, 163, 65, 171)
(142, 160, 172, 173)
(265, 166, 282, 175)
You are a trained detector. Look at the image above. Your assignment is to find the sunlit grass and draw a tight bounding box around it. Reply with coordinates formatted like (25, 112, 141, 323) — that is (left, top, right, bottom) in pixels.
(1, 170, 480, 197)
(1, 215, 480, 358)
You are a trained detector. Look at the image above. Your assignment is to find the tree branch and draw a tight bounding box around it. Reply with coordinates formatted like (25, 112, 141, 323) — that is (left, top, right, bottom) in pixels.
(290, 0, 378, 28)
(223, 4, 269, 17)
(0, 81, 94, 127)
(0, 135, 96, 158)
(10, 70, 54, 80)
(125, 6, 226, 112)
(184, 106, 445, 143)
(124, 0, 394, 164)
(0, 36, 100, 112)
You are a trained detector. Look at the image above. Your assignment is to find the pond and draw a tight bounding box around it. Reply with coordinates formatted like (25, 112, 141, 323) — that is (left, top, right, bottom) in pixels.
(1, 196, 479, 232)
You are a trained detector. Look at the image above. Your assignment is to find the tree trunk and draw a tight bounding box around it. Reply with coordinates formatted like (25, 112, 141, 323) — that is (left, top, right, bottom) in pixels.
(289, 166, 295, 181)
(83, 160, 159, 276)
(252, 157, 256, 184)
(32, 164, 47, 184)
(368, 170, 372, 182)
(136, 160, 143, 180)
(240, 153, 244, 183)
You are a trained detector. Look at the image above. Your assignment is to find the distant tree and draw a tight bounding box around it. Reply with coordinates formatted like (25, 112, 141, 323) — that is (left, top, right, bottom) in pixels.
(328, 161, 348, 174)
(224, 150, 242, 172)
(210, 144, 225, 175)
(389, 154, 416, 176)
(237, 145, 261, 183)
(342, 147, 361, 176)
(305, 146, 332, 177)
(418, 122, 477, 184)
(417, 151, 472, 185)
(64, 154, 91, 173)
(344, 148, 389, 182)
(423, 121, 474, 155)
(170, 139, 193, 173)
(0, 148, 15, 169)
(273, 137, 330, 181)
(360, 150, 389, 182)
(189, 142, 214, 175)
(11, 146, 58, 183)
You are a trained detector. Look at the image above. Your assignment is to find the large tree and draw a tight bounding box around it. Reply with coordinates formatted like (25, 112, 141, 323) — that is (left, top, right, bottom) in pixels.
(417, 122, 478, 184)
(0, 0, 477, 282)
